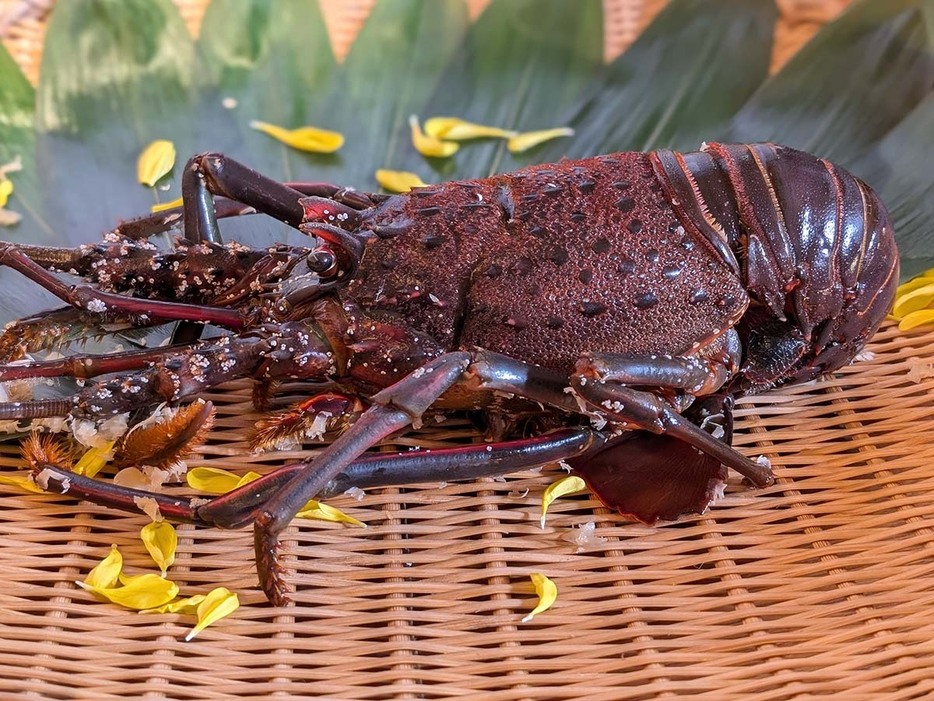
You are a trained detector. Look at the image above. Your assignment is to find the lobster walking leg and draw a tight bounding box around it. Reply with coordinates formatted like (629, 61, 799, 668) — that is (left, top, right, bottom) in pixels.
(0, 321, 335, 420)
(0, 245, 245, 328)
(0, 307, 86, 361)
(0, 343, 203, 381)
(254, 351, 474, 603)
(570, 361, 771, 487)
(30, 427, 604, 529)
(253, 347, 749, 602)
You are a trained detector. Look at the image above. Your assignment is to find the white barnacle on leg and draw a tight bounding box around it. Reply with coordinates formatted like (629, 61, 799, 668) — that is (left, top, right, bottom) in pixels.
(85, 299, 108, 314)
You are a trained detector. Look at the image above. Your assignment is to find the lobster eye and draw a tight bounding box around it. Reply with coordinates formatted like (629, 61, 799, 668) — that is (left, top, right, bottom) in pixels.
(306, 248, 337, 277)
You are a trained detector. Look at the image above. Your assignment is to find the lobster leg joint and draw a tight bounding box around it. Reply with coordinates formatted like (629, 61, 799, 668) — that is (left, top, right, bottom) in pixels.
(573, 376, 773, 487)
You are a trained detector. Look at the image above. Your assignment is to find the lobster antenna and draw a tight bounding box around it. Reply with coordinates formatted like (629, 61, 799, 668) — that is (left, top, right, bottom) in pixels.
(0, 399, 73, 419)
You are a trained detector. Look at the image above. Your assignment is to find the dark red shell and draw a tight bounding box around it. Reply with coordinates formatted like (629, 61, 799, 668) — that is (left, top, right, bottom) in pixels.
(348, 153, 747, 373)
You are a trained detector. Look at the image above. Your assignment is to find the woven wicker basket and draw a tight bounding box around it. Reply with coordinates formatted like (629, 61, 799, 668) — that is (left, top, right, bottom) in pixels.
(2, 1, 934, 699)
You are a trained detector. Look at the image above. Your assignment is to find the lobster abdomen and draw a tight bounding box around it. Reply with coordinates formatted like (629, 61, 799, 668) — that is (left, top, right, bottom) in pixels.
(652, 143, 898, 391)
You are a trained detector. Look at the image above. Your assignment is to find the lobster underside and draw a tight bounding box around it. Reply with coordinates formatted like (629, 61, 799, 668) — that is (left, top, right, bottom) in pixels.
(0, 145, 898, 604)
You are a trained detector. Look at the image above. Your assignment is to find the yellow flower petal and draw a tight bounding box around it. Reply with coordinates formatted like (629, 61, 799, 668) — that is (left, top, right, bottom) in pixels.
(151, 196, 183, 213)
(540, 474, 586, 529)
(0, 178, 12, 208)
(185, 587, 240, 641)
(409, 115, 459, 158)
(296, 500, 366, 527)
(250, 120, 344, 153)
(898, 309, 934, 331)
(73, 441, 115, 478)
(895, 276, 934, 299)
(0, 472, 45, 494)
(521, 572, 557, 622)
(83, 544, 123, 590)
(141, 594, 206, 615)
(116, 571, 155, 586)
(423, 117, 516, 141)
(79, 573, 179, 610)
(137, 140, 176, 187)
(141, 521, 177, 575)
(186, 467, 260, 494)
(507, 127, 575, 154)
(235, 471, 263, 488)
(375, 169, 427, 193)
(892, 281, 934, 320)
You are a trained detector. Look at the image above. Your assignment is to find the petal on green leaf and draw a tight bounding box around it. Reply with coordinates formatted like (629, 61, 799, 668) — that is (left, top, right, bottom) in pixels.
(151, 196, 183, 213)
(393, 0, 602, 180)
(507, 127, 574, 153)
(375, 169, 428, 192)
(137, 140, 177, 186)
(424, 117, 516, 140)
(0, 43, 60, 316)
(196, 0, 336, 184)
(36, 0, 194, 243)
(408, 115, 459, 157)
(330, 0, 470, 186)
(249, 121, 344, 154)
(0, 179, 12, 208)
(0, 44, 40, 234)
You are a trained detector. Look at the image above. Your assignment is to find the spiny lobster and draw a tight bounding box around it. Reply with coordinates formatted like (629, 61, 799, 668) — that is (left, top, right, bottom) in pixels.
(0, 143, 898, 605)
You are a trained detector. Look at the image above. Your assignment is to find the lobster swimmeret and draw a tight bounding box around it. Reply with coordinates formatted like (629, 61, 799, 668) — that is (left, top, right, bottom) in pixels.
(0, 142, 898, 604)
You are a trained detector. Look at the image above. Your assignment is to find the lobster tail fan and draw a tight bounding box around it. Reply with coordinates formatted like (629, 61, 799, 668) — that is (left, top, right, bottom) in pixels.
(569, 394, 735, 524)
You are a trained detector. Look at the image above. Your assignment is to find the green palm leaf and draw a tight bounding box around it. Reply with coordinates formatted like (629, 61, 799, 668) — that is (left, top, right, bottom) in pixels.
(196, 0, 337, 177)
(727, 0, 934, 165)
(857, 93, 934, 278)
(389, 0, 603, 181)
(549, 0, 776, 158)
(0, 42, 40, 236)
(35, 0, 193, 239)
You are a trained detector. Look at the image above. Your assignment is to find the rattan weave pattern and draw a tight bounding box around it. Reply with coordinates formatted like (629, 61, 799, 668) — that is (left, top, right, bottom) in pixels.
(2, 1, 934, 699)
